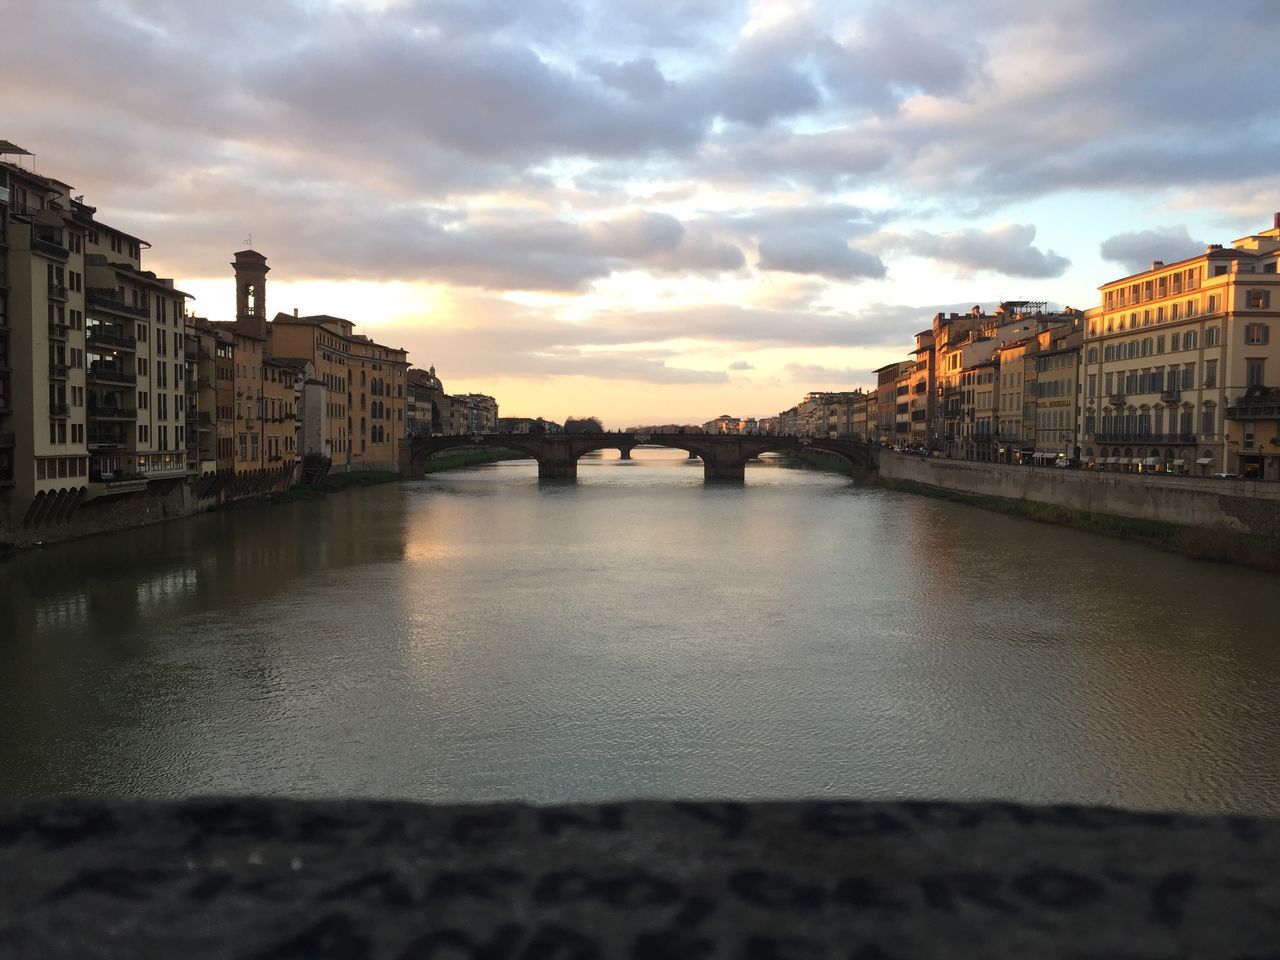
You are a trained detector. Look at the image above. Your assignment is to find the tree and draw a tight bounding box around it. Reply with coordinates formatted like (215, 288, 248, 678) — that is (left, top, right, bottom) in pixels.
(563, 416, 604, 434)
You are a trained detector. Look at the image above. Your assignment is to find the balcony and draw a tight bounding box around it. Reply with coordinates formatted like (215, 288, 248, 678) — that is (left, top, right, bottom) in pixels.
(48, 283, 68, 301)
(87, 292, 149, 320)
(49, 403, 69, 418)
(87, 365, 136, 386)
(1108, 394, 1126, 406)
(88, 404, 137, 421)
(49, 363, 69, 380)
(0, 431, 14, 449)
(87, 328, 137, 352)
(48, 322, 69, 341)
(1226, 402, 1280, 420)
(1159, 390, 1181, 404)
(89, 470, 146, 492)
(31, 237, 68, 260)
(1092, 432, 1197, 444)
(87, 429, 129, 449)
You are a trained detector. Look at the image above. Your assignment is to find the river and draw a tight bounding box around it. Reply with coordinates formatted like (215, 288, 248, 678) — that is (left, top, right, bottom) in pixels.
(2, 448, 1278, 814)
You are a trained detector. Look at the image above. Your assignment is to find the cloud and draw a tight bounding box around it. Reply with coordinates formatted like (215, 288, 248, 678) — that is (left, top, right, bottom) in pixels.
(583, 57, 671, 101)
(785, 363, 866, 384)
(728, 360, 754, 370)
(757, 237, 887, 281)
(1099, 226, 1209, 274)
(876, 223, 1070, 278)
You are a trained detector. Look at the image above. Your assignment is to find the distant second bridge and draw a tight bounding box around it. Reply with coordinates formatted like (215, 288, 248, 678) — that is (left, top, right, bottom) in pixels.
(400, 432, 878, 482)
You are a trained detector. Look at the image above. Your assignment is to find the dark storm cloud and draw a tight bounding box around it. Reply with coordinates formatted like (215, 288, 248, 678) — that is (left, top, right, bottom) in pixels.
(1099, 227, 1210, 274)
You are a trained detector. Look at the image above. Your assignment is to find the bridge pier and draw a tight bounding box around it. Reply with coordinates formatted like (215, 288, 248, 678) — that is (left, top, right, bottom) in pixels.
(618, 446, 633, 460)
(703, 460, 745, 481)
(538, 458, 578, 480)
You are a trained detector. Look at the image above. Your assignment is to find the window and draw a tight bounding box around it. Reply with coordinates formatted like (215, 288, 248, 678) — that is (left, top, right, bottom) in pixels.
(1207, 294, 1218, 312)
(1204, 360, 1217, 389)
(1205, 326, 1220, 347)
(1245, 323, 1269, 345)
(1183, 331, 1197, 351)
(1182, 363, 1195, 390)
(1156, 335, 1165, 354)
(1201, 406, 1216, 438)
(1246, 358, 1266, 387)
(1247, 290, 1270, 309)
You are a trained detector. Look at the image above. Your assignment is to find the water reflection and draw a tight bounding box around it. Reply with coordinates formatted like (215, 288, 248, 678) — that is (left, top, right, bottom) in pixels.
(2, 455, 1278, 814)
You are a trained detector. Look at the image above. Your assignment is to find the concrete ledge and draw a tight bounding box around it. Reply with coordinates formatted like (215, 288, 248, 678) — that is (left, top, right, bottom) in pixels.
(2, 797, 1278, 958)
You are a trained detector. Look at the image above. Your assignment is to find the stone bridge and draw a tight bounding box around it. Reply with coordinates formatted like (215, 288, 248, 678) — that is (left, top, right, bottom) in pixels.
(400, 432, 878, 481)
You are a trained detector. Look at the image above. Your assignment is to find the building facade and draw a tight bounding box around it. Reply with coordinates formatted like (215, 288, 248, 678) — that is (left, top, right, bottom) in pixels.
(1080, 219, 1280, 475)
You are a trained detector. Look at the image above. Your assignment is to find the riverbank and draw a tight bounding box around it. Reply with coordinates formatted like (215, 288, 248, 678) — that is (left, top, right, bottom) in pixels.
(261, 469, 401, 504)
(880, 476, 1280, 572)
(418, 448, 527, 474)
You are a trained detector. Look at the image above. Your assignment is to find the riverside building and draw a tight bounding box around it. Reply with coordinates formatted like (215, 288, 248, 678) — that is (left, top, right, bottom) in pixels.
(1, 144, 194, 528)
(1080, 217, 1280, 475)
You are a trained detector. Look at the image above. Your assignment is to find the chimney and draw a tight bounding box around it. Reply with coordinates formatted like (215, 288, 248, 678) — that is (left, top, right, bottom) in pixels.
(293, 307, 299, 317)
(1151, 260, 1163, 269)
(1274, 211, 1280, 230)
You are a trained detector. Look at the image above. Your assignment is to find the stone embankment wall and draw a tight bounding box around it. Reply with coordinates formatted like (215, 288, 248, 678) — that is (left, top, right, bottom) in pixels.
(1, 466, 297, 549)
(880, 454, 1280, 538)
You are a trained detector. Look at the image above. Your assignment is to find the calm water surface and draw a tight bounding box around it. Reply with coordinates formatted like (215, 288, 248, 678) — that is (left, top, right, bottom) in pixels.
(3, 449, 1279, 814)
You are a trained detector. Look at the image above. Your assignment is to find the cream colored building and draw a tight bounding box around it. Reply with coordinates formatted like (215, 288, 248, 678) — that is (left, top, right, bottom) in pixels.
(1031, 326, 1082, 462)
(1, 148, 192, 526)
(1080, 217, 1280, 475)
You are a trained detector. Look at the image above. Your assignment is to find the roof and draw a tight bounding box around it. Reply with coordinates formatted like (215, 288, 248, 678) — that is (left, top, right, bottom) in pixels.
(0, 140, 32, 156)
(266, 356, 311, 372)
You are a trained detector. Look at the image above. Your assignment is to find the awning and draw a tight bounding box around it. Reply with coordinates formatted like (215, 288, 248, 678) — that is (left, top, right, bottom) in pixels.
(1172, 459, 1185, 465)
(1117, 457, 1131, 464)
(1104, 457, 1117, 464)
(1143, 457, 1160, 466)
(1195, 456, 1213, 465)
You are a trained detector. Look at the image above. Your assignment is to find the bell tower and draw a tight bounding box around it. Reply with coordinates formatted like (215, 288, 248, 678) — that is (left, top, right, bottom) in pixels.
(232, 249, 270, 338)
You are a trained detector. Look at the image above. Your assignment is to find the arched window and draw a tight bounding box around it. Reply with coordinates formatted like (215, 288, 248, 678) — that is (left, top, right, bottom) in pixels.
(360, 417, 366, 436)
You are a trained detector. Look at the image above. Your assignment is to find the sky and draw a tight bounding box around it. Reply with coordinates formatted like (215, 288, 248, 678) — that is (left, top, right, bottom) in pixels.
(4, 0, 1279, 426)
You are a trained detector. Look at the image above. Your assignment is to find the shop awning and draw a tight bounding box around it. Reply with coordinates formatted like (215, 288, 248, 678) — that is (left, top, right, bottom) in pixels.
(1195, 456, 1213, 465)
(1143, 457, 1160, 466)
(1172, 459, 1185, 465)
(1104, 457, 1117, 464)
(1117, 457, 1131, 464)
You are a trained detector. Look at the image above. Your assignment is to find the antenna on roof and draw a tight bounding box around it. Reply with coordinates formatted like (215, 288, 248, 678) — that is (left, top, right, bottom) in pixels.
(244, 234, 252, 248)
